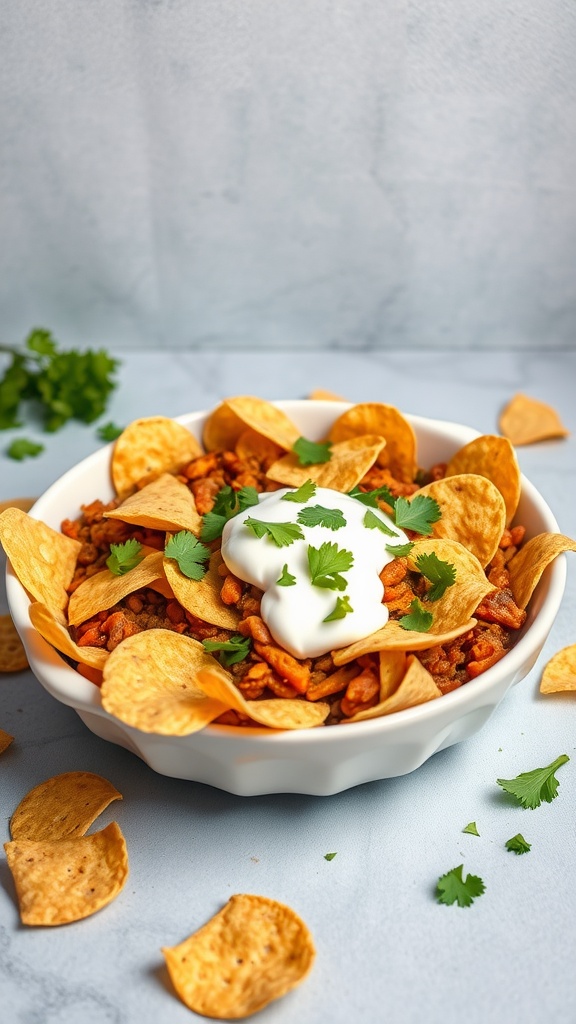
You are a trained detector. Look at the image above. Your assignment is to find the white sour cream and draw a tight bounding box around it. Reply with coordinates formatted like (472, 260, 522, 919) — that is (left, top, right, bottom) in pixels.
(221, 486, 408, 659)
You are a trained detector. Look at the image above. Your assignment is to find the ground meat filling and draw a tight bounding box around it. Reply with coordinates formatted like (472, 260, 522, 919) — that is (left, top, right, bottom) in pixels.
(62, 449, 528, 726)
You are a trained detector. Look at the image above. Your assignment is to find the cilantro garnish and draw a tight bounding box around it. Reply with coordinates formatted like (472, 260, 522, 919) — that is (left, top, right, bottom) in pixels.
(324, 852, 337, 861)
(0, 328, 119, 432)
(505, 834, 531, 855)
(6, 437, 45, 461)
(244, 518, 304, 547)
(106, 539, 144, 576)
(281, 480, 317, 503)
(277, 564, 297, 587)
(292, 437, 332, 466)
(496, 754, 570, 809)
(348, 484, 397, 509)
(200, 485, 259, 543)
(385, 541, 414, 558)
(393, 495, 441, 535)
(415, 551, 456, 601)
(164, 531, 210, 580)
(462, 822, 480, 836)
(297, 505, 346, 531)
(362, 508, 397, 537)
(308, 541, 354, 591)
(202, 635, 252, 667)
(436, 865, 485, 907)
(97, 421, 124, 442)
(323, 595, 354, 622)
(398, 598, 433, 633)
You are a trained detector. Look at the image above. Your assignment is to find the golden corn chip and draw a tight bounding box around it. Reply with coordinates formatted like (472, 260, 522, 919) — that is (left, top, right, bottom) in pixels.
(10, 771, 122, 842)
(203, 401, 248, 452)
(307, 389, 347, 401)
(111, 416, 203, 499)
(163, 550, 240, 631)
(4, 821, 128, 926)
(197, 663, 329, 730)
(327, 402, 417, 482)
(409, 474, 506, 567)
(28, 602, 109, 669)
(266, 435, 387, 493)
(0, 508, 81, 613)
(67, 550, 166, 626)
(540, 645, 576, 694)
(445, 435, 521, 525)
(101, 631, 230, 734)
(0, 497, 37, 515)
(507, 533, 576, 610)
(379, 649, 407, 701)
(103, 473, 202, 534)
(162, 893, 315, 1019)
(235, 428, 283, 467)
(333, 618, 477, 665)
(0, 728, 14, 754)
(499, 393, 569, 446)
(406, 539, 494, 631)
(346, 655, 442, 722)
(224, 396, 301, 451)
(0, 613, 29, 672)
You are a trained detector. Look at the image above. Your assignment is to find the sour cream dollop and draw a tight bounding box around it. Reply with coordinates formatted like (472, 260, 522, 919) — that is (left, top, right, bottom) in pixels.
(221, 486, 408, 659)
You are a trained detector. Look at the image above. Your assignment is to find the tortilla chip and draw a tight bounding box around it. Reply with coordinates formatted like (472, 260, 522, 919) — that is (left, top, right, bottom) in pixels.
(100, 631, 230, 734)
(0, 613, 29, 672)
(10, 772, 122, 842)
(0, 728, 14, 754)
(307, 389, 347, 401)
(111, 417, 203, 499)
(204, 397, 300, 454)
(499, 393, 569, 446)
(0, 497, 37, 515)
(4, 821, 128, 926)
(507, 533, 576, 610)
(67, 550, 166, 626)
(162, 893, 315, 1019)
(266, 435, 387, 493)
(406, 538, 494, 630)
(409, 475, 506, 567)
(196, 663, 330, 730)
(28, 602, 109, 669)
(0, 508, 81, 613)
(378, 649, 408, 701)
(235, 428, 284, 468)
(103, 473, 202, 534)
(163, 550, 240, 631)
(445, 435, 521, 525)
(327, 402, 417, 482)
(540, 645, 576, 694)
(332, 617, 477, 665)
(345, 655, 442, 721)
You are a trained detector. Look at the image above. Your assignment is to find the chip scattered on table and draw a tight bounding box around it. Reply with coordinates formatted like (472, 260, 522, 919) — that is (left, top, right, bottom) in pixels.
(499, 393, 569, 446)
(540, 645, 576, 694)
(0, 728, 14, 754)
(10, 771, 122, 842)
(0, 613, 29, 672)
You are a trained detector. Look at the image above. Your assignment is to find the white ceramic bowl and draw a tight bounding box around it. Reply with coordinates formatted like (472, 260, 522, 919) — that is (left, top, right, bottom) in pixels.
(6, 401, 566, 796)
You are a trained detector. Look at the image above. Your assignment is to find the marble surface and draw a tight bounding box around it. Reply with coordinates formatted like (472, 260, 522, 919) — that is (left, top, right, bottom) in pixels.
(1, 349, 576, 1024)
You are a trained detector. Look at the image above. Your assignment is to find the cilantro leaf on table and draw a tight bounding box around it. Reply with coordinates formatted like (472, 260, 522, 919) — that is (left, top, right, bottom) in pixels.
(393, 495, 441, 535)
(385, 541, 414, 558)
(398, 598, 433, 633)
(244, 518, 304, 548)
(362, 508, 397, 537)
(297, 505, 346, 531)
(106, 539, 144, 576)
(165, 532, 210, 580)
(202, 635, 252, 667)
(281, 479, 317, 503)
(276, 564, 297, 587)
(308, 541, 354, 591)
(323, 595, 354, 622)
(505, 834, 531, 855)
(462, 822, 480, 836)
(496, 754, 570, 809)
(200, 485, 259, 543)
(436, 865, 485, 907)
(415, 551, 456, 601)
(324, 852, 337, 861)
(6, 437, 45, 461)
(292, 437, 332, 466)
(97, 421, 124, 442)
(348, 484, 396, 509)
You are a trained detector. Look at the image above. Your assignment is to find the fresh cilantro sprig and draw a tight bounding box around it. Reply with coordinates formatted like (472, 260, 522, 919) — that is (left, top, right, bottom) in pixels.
(462, 822, 480, 836)
(281, 480, 317, 503)
(496, 754, 570, 809)
(0, 328, 119, 432)
(297, 505, 346, 531)
(202, 635, 252, 667)
(323, 595, 354, 622)
(385, 541, 414, 558)
(276, 564, 297, 587)
(200, 485, 259, 543)
(324, 852, 337, 861)
(505, 834, 531, 855)
(244, 518, 304, 547)
(292, 437, 332, 466)
(165, 531, 210, 580)
(415, 551, 456, 601)
(436, 865, 485, 907)
(362, 508, 397, 537)
(97, 421, 124, 442)
(106, 539, 144, 576)
(398, 598, 433, 633)
(394, 495, 441, 535)
(308, 542, 354, 591)
(6, 437, 45, 461)
(348, 484, 396, 509)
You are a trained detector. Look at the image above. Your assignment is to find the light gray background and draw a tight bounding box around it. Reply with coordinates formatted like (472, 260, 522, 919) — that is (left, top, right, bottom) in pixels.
(1, 0, 576, 351)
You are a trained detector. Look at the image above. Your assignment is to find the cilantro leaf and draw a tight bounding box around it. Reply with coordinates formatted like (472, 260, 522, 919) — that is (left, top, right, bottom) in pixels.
(385, 541, 414, 558)
(200, 485, 259, 543)
(462, 822, 480, 836)
(505, 833, 531, 855)
(6, 437, 45, 461)
(237, 486, 260, 511)
(297, 505, 346, 531)
(436, 865, 485, 907)
(165, 531, 210, 580)
(292, 437, 332, 466)
(324, 852, 337, 861)
(394, 495, 441, 535)
(277, 564, 297, 587)
(308, 541, 353, 591)
(97, 421, 124, 442)
(348, 484, 397, 509)
(415, 551, 457, 601)
(0, 353, 29, 429)
(244, 518, 304, 548)
(362, 508, 397, 537)
(496, 754, 570, 809)
(323, 595, 354, 622)
(281, 480, 317, 503)
(106, 538, 144, 576)
(398, 598, 433, 633)
(202, 635, 252, 667)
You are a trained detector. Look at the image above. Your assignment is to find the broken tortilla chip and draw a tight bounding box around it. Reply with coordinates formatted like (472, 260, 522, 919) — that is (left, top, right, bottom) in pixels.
(378, 650, 408, 701)
(28, 602, 109, 669)
(111, 416, 203, 499)
(266, 435, 387, 493)
(163, 551, 240, 631)
(328, 402, 417, 482)
(345, 655, 442, 721)
(507, 533, 576, 610)
(408, 475, 506, 567)
(103, 473, 202, 534)
(0, 729, 14, 754)
(445, 435, 521, 526)
(540, 645, 576, 694)
(10, 771, 122, 842)
(0, 508, 81, 613)
(67, 550, 166, 626)
(499, 393, 569, 446)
